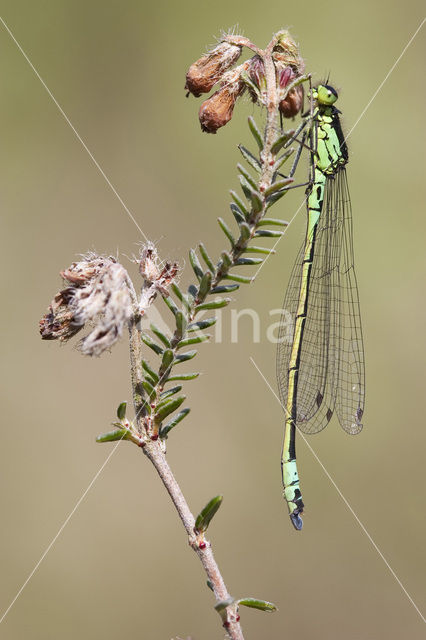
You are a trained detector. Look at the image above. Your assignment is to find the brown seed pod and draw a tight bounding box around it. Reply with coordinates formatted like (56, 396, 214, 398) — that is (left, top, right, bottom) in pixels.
(279, 84, 304, 118)
(185, 41, 242, 97)
(198, 81, 244, 134)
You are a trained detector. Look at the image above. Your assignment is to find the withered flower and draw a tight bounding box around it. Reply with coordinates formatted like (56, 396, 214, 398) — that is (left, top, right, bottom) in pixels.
(185, 41, 242, 97)
(199, 76, 244, 134)
(138, 242, 178, 314)
(272, 31, 305, 75)
(40, 255, 133, 357)
(277, 66, 304, 118)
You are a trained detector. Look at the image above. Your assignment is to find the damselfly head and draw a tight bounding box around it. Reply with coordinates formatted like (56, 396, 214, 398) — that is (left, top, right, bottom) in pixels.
(316, 84, 338, 106)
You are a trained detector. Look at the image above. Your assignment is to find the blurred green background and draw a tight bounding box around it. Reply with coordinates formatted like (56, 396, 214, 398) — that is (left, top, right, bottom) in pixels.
(1, 1, 425, 639)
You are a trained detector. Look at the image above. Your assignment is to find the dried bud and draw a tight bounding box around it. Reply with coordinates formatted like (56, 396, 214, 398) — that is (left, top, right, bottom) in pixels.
(40, 255, 133, 357)
(185, 41, 242, 97)
(279, 84, 304, 118)
(199, 79, 244, 134)
(138, 243, 179, 314)
(272, 31, 305, 75)
(246, 56, 266, 102)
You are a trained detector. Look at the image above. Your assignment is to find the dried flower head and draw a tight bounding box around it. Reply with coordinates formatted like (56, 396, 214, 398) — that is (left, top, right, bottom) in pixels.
(198, 65, 245, 134)
(185, 40, 242, 97)
(138, 243, 178, 314)
(272, 31, 305, 75)
(276, 66, 304, 118)
(40, 255, 133, 357)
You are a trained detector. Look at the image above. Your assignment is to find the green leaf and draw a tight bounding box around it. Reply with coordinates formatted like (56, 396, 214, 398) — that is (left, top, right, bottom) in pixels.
(239, 174, 254, 200)
(116, 402, 127, 420)
(237, 598, 277, 613)
(177, 334, 210, 348)
(154, 395, 186, 423)
(250, 189, 263, 214)
(160, 349, 174, 375)
(171, 283, 191, 312)
(150, 323, 171, 348)
(237, 163, 258, 191)
(187, 318, 216, 332)
(239, 222, 251, 242)
(218, 217, 235, 247)
(160, 385, 182, 400)
(195, 495, 223, 533)
(230, 205, 245, 226)
(167, 372, 199, 381)
(234, 257, 263, 266)
(257, 217, 288, 227)
(210, 284, 239, 294)
(141, 333, 163, 355)
(142, 379, 156, 399)
(198, 271, 212, 302)
(248, 116, 263, 151)
(174, 350, 197, 364)
(189, 249, 203, 281)
(265, 187, 291, 208)
(272, 148, 294, 173)
(220, 251, 232, 269)
(195, 298, 230, 311)
(230, 190, 249, 217)
(163, 295, 178, 316)
(271, 130, 294, 154)
(175, 311, 187, 338)
(244, 246, 275, 255)
(159, 407, 191, 437)
(206, 580, 214, 592)
(223, 273, 253, 284)
(199, 243, 215, 274)
(263, 177, 293, 198)
(238, 144, 261, 173)
(187, 284, 197, 301)
(214, 598, 234, 613)
(96, 428, 128, 443)
(254, 229, 284, 238)
(142, 360, 159, 384)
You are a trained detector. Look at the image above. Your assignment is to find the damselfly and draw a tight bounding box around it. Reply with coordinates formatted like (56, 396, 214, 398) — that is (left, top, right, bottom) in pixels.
(276, 84, 365, 530)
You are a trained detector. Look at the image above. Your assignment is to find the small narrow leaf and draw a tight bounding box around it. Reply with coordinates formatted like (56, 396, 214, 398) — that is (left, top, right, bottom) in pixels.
(206, 580, 214, 592)
(167, 372, 199, 381)
(239, 222, 251, 242)
(238, 144, 261, 173)
(198, 271, 212, 302)
(171, 283, 191, 312)
(250, 189, 263, 214)
(244, 246, 275, 255)
(254, 229, 284, 238)
(96, 428, 128, 443)
(237, 163, 258, 191)
(150, 323, 171, 348)
(141, 333, 164, 355)
(230, 190, 249, 217)
(210, 284, 239, 294)
(142, 360, 159, 384)
(159, 407, 191, 437)
(154, 395, 186, 423)
(230, 203, 246, 224)
(264, 177, 293, 198)
(187, 284, 197, 300)
(266, 187, 290, 207)
(218, 217, 235, 247)
(187, 318, 216, 332)
(175, 311, 187, 338)
(234, 257, 263, 266)
(195, 298, 230, 311)
(199, 243, 216, 274)
(189, 249, 204, 281)
(271, 130, 294, 154)
(248, 116, 263, 151)
(163, 295, 178, 316)
(237, 598, 277, 613)
(116, 402, 127, 420)
(257, 217, 288, 227)
(220, 251, 232, 269)
(272, 148, 294, 173)
(142, 379, 156, 399)
(177, 334, 210, 348)
(160, 385, 182, 400)
(195, 495, 223, 533)
(174, 350, 197, 364)
(223, 273, 253, 284)
(160, 349, 174, 375)
(239, 174, 254, 200)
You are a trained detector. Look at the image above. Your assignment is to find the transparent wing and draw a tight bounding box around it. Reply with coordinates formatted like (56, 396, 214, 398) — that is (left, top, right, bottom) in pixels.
(276, 168, 365, 435)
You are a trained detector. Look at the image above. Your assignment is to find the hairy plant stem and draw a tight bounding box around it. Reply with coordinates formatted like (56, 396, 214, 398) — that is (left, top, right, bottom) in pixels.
(128, 34, 290, 640)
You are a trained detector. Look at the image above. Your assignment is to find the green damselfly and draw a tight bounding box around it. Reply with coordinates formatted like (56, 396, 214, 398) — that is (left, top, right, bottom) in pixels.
(277, 84, 365, 530)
